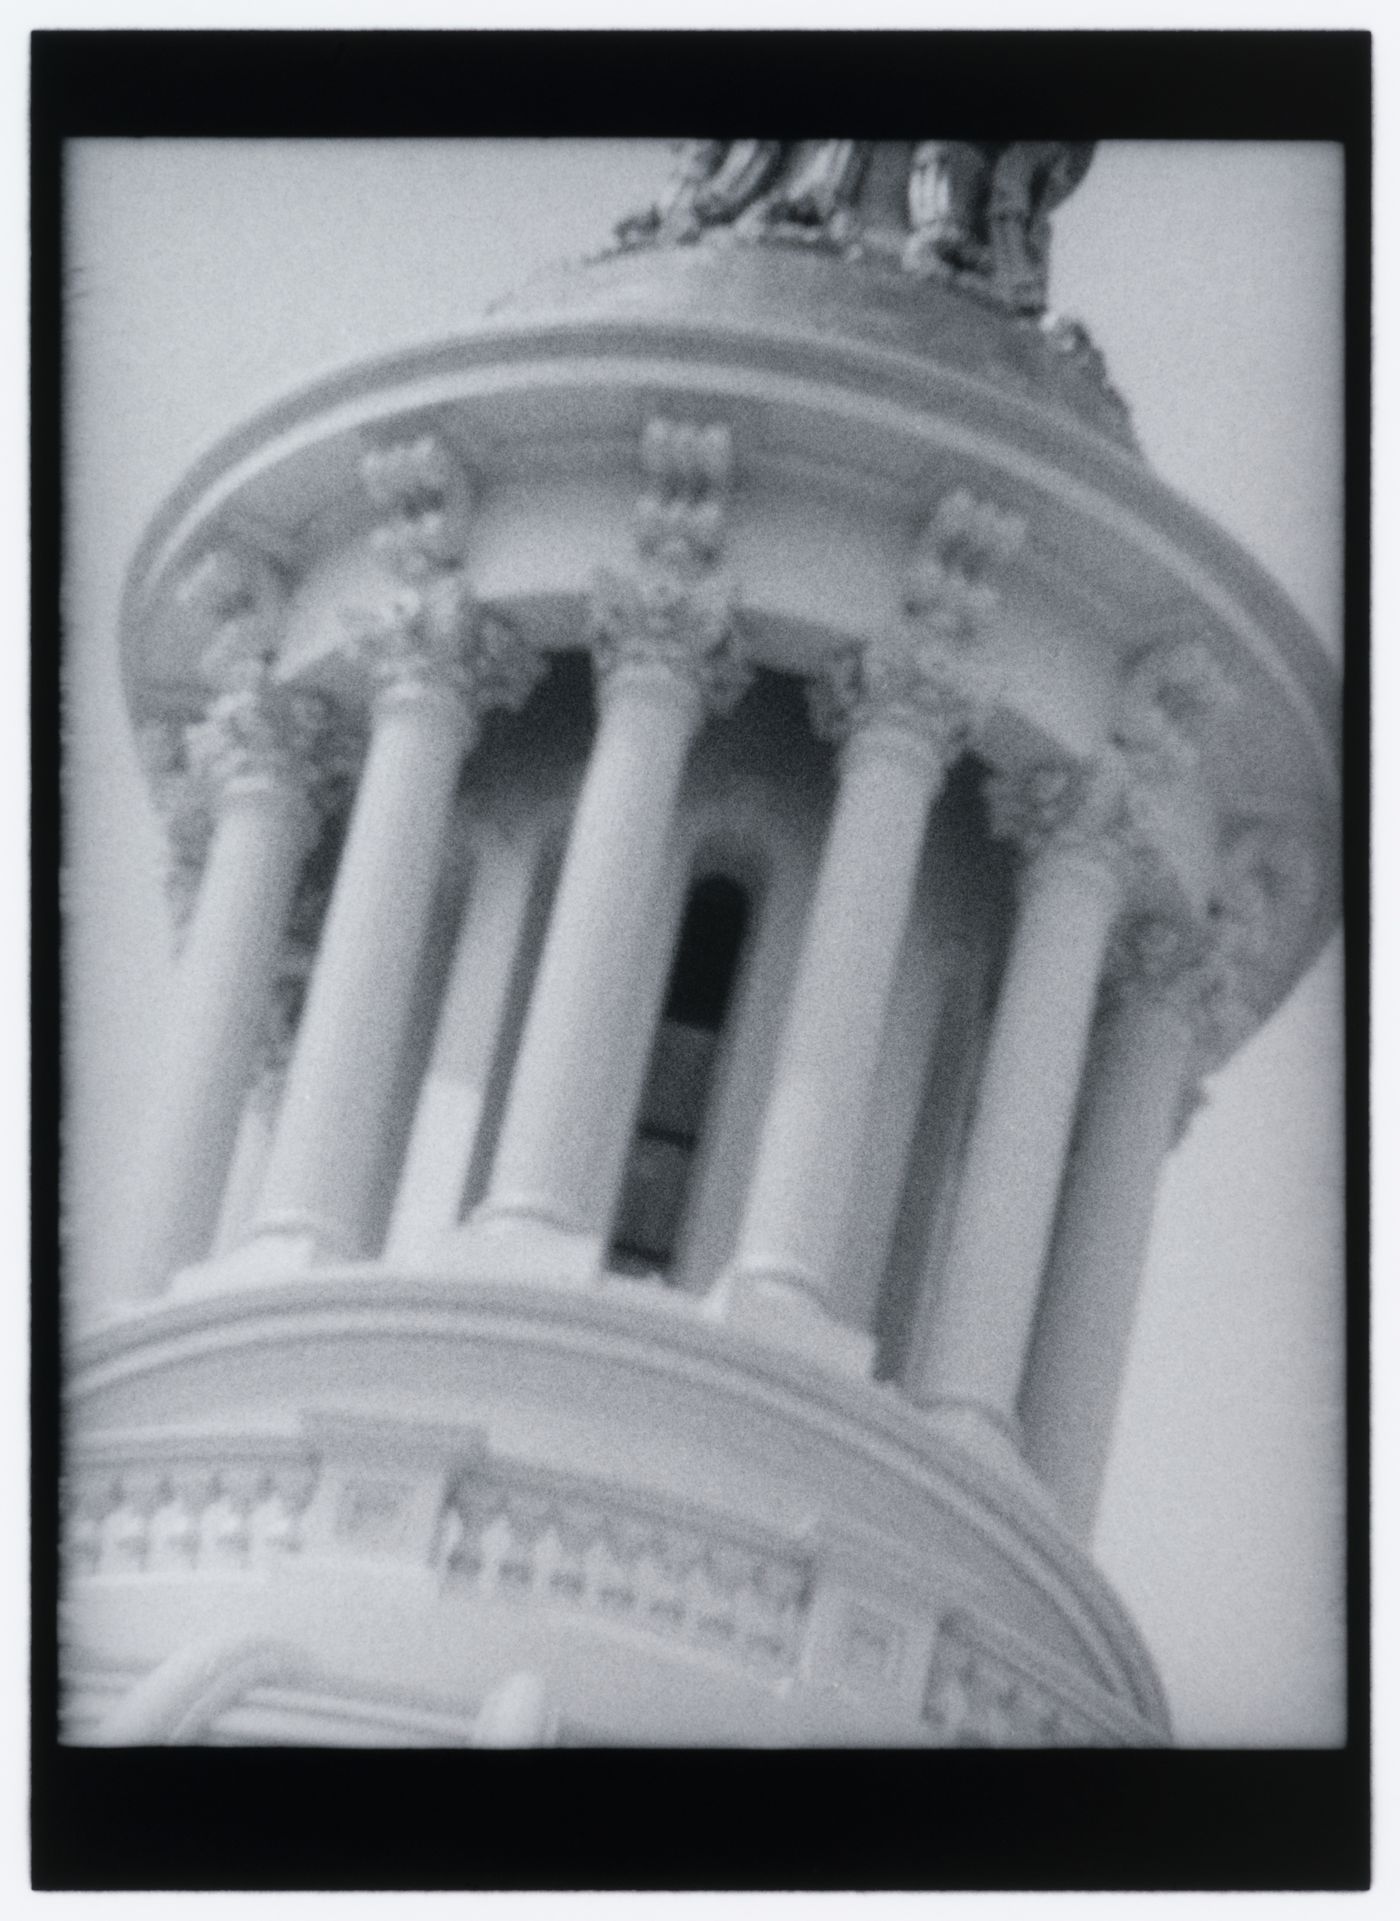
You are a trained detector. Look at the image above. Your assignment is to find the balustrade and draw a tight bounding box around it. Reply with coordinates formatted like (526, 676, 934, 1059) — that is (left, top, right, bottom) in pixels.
(438, 1470, 809, 1676)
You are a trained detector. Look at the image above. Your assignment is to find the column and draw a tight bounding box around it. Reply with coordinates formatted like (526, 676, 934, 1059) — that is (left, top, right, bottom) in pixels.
(913, 761, 1141, 1442)
(247, 594, 541, 1263)
(384, 819, 545, 1259)
(122, 672, 326, 1300)
(1018, 930, 1198, 1539)
(473, 625, 748, 1270)
(469, 418, 748, 1277)
(719, 644, 970, 1369)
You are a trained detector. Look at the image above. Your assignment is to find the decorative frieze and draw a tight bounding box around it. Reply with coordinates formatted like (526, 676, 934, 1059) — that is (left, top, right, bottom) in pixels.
(589, 415, 751, 714)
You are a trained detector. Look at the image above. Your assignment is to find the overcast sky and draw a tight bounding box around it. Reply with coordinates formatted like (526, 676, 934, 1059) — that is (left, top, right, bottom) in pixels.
(64, 139, 1345, 1745)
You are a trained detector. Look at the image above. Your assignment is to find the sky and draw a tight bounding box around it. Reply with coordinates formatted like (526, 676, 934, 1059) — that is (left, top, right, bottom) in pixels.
(63, 139, 1345, 1745)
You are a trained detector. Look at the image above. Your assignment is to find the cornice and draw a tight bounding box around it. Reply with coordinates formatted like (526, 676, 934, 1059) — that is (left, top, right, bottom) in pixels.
(118, 314, 1339, 798)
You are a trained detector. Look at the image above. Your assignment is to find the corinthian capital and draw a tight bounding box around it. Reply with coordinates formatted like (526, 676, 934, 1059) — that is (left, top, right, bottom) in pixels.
(343, 583, 545, 719)
(1107, 818, 1318, 1071)
(1105, 908, 1256, 1055)
(986, 754, 1157, 899)
(139, 676, 350, 943)
(588, 564, 750, 713)
(359, 429, 474, 582)
(809, 631, 973, 768)
(902, 489, 1026, 646)
(183, 663, 336, 798)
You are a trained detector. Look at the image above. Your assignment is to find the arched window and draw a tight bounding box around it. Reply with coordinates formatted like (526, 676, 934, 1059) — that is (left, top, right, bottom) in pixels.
(609, 874, 751, 1279)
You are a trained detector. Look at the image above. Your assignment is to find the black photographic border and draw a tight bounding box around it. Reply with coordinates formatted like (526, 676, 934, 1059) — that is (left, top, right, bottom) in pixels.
(30, 26, 1372, 1893)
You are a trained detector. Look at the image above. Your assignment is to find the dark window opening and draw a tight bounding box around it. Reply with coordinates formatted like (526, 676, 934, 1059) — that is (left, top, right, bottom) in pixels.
(609, 874, 750, 1279)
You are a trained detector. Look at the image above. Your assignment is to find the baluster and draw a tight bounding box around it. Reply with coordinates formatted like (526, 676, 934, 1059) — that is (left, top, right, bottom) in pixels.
(147, 1472, 204, 1571)
(102, 1474, 160, 1574)
(64, 1472, 120, 1577)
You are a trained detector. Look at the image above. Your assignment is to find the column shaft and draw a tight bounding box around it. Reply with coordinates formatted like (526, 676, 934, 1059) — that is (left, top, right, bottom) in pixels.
(915, 847, 1124, 1423)
(1019, 987, 1192, 1537)
(250, 684, 470, 1258)
(213, 1072, 283, 1254)
(124, 779, 313, 1297)
(385, 825, 544, 1256)
(478, 663, 704, 1241)
(729, 719, 949, 1319)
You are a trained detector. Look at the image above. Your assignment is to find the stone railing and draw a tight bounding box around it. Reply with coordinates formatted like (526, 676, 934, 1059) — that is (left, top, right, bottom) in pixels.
(438, 1466, 811, 1678)
(62, 1434, 317, 1579)
(62, 1424, 1161, 1743)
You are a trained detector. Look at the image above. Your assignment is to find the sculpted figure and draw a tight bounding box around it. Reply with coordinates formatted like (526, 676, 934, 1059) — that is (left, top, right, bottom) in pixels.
(689, 140, 786, 224)
(762, 140, 871, 236)
(616, 140, 785, 245)
(907, 141, 1095, 313)
(618, 139, 1095, 312)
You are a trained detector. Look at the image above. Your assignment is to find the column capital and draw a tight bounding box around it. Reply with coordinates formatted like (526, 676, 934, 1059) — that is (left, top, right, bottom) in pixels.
(986, 753, 1154, 903)
(810, 632, 974, 774)
(343, 586, 546, 721)
(587, 563, 750, 714)
(588, 413, 752, 716)
(141, 674, 360, 942)
(1103, 813, 1318, 1126)
(183, 668, 337, 798)
(1104, 908, 1249, 1046)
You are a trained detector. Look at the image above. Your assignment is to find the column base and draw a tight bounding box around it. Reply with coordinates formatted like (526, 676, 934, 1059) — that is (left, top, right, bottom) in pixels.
(170, 1213, 358, 1295)
(922, 1398, 1056, 1515)
(437, 1206, 605, 1289)
(709, 1270, 875, 1379)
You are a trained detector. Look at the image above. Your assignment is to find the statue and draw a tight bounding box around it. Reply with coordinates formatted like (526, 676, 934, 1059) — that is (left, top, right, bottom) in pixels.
(906, 142, 1096, 313)
(615, 139, 1096, 318)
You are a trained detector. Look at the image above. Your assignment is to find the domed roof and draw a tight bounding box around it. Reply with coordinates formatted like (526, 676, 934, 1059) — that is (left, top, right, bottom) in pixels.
(489, 138, 1136, 454)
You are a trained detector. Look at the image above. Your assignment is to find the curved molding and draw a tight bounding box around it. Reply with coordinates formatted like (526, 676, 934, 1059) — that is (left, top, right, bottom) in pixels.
(116, 311, 1340, 1048)
(68, 1275, 1171, 1732)
(121, 316, 1336, 772)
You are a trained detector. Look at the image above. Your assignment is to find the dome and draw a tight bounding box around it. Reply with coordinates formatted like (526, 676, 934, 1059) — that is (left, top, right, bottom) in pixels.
(488, 230, 1139, 453)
